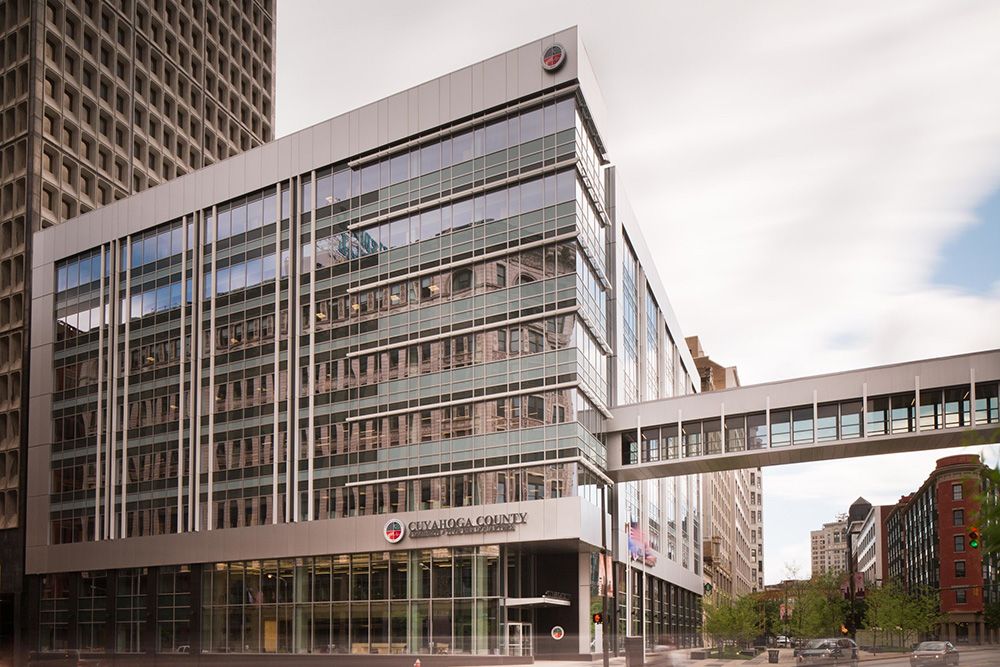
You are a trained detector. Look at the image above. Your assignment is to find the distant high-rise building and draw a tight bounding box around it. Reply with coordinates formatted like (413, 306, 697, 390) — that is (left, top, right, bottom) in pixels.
(811, 518, 848, 576)
(687, 336, 764, 597)
(854, 504, 890, 588)
(0, 0, 275, 653)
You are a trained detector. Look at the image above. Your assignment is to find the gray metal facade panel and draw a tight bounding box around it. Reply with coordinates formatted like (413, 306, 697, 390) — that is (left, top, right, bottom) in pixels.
(244, 143, 265, 193)
(386, 92, 407, 145)
(31, 262, 53, 299)
(29, 293, 53, 347)
(572, 33, 610, 151)
(260, 141, 279, 185)
(417, 79, 440, 131)
(406, 87, 420, 137)
(27, 395, 51, 448)
(483, 53, 508, 109)
(26, 493, 49, 552)
(517, 39, 543, 99)
(27, 497, 594, 574)
(357, 101, 379, 152)
(329, 113, 350, 164)
(311, 120, 333, 169)
(28, 347, 52, 398)
(450, 65, 474, 120)
(470, 61, 485, 114)
(296, 126, 316, 178)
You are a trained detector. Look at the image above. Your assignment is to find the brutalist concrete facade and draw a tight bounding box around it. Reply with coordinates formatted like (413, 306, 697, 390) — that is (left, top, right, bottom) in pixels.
(0, 1, 276, 627)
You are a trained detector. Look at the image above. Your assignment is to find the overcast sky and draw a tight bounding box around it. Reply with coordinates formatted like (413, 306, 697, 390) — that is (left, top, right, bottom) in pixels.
(275, 1, 1000, 584)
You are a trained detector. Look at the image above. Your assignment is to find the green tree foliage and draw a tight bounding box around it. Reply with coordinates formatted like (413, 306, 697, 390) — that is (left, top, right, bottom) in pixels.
(758, 596, 782, 639)
(703, 595, 763, 648)
(864, 582, 905, 646)
(861, 582, 944, 646)
(985, 600, 1000, 629)
(796, 574, 849, 638)
(975, 464, 1000, 556)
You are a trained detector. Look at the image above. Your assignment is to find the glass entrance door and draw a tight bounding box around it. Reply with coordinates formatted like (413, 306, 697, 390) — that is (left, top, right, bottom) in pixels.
(506, 622, 533, 656)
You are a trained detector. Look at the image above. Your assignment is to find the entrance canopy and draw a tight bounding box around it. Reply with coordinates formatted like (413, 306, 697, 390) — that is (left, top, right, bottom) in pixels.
(505, 594, 572, 608)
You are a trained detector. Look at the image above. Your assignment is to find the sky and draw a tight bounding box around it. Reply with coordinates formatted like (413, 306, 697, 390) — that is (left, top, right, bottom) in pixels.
(274, 1, 1000, 584)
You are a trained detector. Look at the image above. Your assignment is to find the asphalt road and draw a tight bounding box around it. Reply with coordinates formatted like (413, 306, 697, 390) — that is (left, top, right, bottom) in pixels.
(634, 646, 1000, 667)
(855, 648, 1000, 667)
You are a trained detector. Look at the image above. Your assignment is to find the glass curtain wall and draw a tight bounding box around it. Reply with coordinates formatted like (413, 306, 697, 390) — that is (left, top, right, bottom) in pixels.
(200, 546, 501, 655)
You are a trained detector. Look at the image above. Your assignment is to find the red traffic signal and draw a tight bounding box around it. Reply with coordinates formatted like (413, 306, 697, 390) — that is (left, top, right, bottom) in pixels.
(969, 527, 981, 549)
(593, 612, 604, 624)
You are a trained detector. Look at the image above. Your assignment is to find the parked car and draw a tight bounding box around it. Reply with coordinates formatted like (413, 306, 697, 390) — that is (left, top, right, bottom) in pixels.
(796, 638, 859, 666)
(776, 635, 792, 647)
(910, 641, 959, 667)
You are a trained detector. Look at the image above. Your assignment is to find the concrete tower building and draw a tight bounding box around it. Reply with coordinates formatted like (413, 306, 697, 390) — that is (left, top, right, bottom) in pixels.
(0, 0, 275, 652)
(811, 517, 849, 577)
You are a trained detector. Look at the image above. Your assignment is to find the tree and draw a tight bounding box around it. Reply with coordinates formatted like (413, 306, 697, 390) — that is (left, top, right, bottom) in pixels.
(862, 582, 942, 647)
(703, 596, 763, 651)
(903, 588, 944, 640)
(985, 600, 1000, 630)
(974, 463, 1000, 556)
(757, 596, 782, 639)
(796, 574, 849, 638)
(864, 582, 906, 647)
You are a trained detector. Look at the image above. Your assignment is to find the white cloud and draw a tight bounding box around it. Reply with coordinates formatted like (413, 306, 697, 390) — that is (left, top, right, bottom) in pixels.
(276, 0, 1000, 586)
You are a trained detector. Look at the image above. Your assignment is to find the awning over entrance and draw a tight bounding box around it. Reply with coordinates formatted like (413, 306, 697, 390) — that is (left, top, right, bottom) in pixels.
(505, 595, 572, 608)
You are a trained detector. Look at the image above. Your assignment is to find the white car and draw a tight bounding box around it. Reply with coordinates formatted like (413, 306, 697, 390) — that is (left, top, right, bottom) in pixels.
(776, 636, 792, 647)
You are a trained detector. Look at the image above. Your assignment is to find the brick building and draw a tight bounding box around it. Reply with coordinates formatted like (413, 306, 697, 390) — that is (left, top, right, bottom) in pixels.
(885, 454, 996, 644)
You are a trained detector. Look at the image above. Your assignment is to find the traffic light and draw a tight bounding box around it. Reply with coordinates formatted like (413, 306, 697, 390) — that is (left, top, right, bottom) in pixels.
(970, 527, 981, 549)
(593, 612, 604, 624)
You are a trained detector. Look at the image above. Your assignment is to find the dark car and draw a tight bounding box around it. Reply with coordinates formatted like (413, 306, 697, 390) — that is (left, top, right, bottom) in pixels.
(910, 641, 959, 667)
(796, 638, 859, 666)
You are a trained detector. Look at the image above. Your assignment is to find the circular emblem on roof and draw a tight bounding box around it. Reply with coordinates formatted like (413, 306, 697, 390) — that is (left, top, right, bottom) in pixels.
(384, 518, 405, 544)
(542, 44, 567, 72)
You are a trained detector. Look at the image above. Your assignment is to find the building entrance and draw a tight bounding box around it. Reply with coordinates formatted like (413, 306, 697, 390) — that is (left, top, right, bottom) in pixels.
(506, 622, 532, 657)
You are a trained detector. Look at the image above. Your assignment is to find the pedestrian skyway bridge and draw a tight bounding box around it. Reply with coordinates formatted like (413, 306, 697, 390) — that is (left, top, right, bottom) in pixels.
(607, 349, 1000, 481)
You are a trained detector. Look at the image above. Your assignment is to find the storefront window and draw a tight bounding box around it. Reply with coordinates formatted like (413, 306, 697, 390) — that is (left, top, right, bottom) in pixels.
(192, 547, 504, 655)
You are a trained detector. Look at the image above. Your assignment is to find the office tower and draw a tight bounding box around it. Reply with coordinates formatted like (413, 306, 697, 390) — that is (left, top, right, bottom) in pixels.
(25, 29, 706, 661)
(0, 0, 274, 654)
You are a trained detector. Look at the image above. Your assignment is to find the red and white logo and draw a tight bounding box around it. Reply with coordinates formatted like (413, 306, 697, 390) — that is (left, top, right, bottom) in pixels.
(542, 44, 566, 72)
(384, 519, 405, 544)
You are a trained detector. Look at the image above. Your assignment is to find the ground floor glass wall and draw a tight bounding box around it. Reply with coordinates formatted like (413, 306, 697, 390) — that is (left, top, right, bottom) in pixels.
(612, 564, 701, 651)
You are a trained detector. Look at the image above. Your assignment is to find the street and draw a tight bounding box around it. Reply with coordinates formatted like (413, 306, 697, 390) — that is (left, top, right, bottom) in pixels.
(543, 646, 1000, 667)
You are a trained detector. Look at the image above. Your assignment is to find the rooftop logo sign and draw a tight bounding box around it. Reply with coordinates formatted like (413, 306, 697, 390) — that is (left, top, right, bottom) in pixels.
(384, 518, 405, 544)
(542, 44, 566, 72)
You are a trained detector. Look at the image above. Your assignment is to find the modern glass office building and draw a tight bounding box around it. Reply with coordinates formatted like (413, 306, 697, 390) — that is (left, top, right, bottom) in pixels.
(26, 28, 704, 663)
